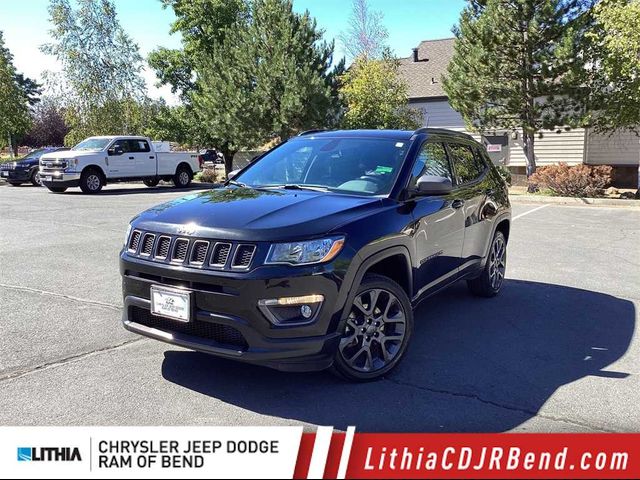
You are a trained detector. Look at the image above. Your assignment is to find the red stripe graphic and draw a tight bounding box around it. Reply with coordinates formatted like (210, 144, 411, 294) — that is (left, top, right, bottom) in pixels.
(294, 433, 640, 479)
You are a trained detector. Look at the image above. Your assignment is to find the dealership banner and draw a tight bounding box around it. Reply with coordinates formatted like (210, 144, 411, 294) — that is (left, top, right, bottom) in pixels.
(1, 427, 638, 479)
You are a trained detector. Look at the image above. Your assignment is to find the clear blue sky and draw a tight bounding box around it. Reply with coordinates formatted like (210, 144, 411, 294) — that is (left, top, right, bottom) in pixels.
(0, 0, 464, 102)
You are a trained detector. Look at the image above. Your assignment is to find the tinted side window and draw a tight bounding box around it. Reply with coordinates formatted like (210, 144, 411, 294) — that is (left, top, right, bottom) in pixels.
(448, 143, 485, 184)
(112, 140, 131, 153)
(128, 140, 150, 153)
(409, 142, 452, 189)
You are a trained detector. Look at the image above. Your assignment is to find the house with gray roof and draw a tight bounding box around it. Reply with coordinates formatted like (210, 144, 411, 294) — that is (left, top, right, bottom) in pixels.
(399, 38, 639, 185)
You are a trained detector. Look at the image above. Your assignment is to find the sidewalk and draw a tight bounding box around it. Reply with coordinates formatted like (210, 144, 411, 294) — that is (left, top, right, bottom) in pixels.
(509, 187, 640, 208)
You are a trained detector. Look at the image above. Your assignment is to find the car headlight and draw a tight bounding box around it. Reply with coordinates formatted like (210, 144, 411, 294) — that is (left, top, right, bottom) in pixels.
(65, 158, 77, 170)
(266, 237, 345, 265)
(124, 224, 132, 247)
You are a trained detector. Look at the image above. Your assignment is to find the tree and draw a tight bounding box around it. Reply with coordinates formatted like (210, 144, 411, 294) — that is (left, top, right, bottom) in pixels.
(443, 0, 591, 178)
(340, 55, 421, 130)
(41, 0, 146, 144)
(152, 0, 340, 172)
(579, 0, 640, 193)
(22, 97, 70, 147)
(15, 74, 42, 107)
(0, 31, 31, 157)
(339, 0, 389, 61)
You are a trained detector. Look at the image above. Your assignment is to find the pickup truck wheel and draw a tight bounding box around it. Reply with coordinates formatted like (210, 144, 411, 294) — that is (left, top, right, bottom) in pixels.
(31, 169, 41, 186)
(143, 178, 160, 187)
(173, 166, 192, 188)
(332, 273, 413, 382)
(467, 231, 507, 297)
(47, 186, 67, 193)
(80, 168, 104, 194)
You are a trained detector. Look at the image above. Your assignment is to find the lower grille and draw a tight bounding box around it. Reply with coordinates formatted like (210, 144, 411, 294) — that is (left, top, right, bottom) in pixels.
(129, 306, 249, 351)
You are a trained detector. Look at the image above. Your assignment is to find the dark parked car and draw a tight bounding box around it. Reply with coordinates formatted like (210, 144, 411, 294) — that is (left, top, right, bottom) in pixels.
(198, 149, 225, 165)
(1, 147, 69, 186)
(120, 128, 511, 381)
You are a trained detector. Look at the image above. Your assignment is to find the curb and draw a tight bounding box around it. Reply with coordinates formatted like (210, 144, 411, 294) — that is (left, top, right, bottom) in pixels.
(509, 194, 640, 208)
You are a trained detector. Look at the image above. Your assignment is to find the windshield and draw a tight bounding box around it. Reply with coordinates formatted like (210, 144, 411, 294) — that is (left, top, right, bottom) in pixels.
(22, 149, 47, 160)
(72, 138, 111, 151)
(235, 137, 410, 196)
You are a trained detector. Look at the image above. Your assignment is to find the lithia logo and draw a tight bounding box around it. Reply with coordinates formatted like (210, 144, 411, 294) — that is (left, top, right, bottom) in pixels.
(17, 446, 82, 462)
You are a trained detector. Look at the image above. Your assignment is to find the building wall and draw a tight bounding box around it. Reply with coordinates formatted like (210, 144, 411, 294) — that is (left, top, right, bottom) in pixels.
(585, 130, 640, 166)
(411, 99, 588, 166)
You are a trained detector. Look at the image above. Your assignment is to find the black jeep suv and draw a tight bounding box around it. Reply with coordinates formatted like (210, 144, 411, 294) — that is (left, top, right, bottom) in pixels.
(120, 128, 511, 381)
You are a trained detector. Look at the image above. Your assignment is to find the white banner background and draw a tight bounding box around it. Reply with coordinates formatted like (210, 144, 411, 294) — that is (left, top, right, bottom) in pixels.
(0, 426, 303, 479)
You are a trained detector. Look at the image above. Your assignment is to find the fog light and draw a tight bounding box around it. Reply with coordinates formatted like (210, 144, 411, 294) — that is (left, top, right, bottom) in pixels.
(258, 295, 324, 326)
(300, 305, 313, 318)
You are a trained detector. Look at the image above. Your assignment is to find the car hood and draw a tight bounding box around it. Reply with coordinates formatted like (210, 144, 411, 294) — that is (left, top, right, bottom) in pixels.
(133, 187, 384, 241)
(40, 150, 97, 161)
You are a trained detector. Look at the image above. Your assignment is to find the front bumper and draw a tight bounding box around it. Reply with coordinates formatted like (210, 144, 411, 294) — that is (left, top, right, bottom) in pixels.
(0, 168, 31, 182)
(39, 170, 81, 188)
(120, 254, 346, 372)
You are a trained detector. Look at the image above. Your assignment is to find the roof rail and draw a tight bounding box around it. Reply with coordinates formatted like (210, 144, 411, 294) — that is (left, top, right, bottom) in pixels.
(298, 129, 327, 136)
(412, 127, 475, 141)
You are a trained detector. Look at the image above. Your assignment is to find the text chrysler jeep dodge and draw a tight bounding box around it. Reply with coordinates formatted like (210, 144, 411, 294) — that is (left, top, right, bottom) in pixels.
(120, 128, 511, 381)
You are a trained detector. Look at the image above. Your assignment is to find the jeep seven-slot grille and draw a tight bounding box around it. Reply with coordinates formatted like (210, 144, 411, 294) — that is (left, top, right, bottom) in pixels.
(190, 240, 209, 265)
(155, 236, 171, 259)
(140, 234, 155, 256)
(172, 239, 189, 262)
(127, 231, 257, 271)
(129, 306, 248, 351)
(232, 245, 256, 269)
(210, 243, 231, 267)
(128, 230, 141, 252)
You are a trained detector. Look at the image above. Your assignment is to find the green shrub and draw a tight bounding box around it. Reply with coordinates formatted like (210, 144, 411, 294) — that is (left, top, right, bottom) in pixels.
(528, 163, 612, 197)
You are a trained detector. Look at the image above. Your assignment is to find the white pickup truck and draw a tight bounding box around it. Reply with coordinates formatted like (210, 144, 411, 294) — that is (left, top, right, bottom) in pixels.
(39, 136, 202, 194)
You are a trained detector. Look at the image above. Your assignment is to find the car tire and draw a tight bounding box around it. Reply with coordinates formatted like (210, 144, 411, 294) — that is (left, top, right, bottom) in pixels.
(143, 178, 160, 187)
(31, 169, 41, 186)
(79, 168, 104, 194)
(467, 230, 507, 297)
(332, 273, 413, 382)
(47, 186, 67, 193)
(173, 165, 192, 188)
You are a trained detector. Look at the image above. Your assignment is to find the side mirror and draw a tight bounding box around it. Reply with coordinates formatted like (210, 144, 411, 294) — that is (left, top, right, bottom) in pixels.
(415, 175, 453, 196)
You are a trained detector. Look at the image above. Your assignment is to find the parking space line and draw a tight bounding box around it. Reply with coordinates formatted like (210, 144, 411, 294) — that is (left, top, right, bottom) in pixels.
(512, 204, 550, 221)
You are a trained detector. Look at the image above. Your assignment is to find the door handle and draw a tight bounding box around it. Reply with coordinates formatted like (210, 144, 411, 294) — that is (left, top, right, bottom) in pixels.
(452, 199, 465, 209)
(149, 156, 155, 159)
(128, 156, 134, 160)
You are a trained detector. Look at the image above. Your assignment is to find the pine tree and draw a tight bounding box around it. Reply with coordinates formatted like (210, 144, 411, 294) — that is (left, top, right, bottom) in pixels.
(443, 0, 590, 178)
(156, 0, 339, 171)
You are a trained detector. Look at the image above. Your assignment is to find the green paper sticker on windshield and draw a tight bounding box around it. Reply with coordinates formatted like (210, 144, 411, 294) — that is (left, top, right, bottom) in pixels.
(375, 166, 393, 174)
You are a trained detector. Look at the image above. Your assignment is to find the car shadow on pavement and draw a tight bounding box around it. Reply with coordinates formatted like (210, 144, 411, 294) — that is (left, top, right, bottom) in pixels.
(161, 279, 635, 432)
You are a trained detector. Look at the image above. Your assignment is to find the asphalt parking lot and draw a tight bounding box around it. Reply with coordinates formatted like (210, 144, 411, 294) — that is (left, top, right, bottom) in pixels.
(0, 182, 639, 432)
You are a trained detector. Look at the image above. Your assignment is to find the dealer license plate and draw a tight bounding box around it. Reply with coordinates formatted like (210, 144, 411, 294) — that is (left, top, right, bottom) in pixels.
(44, 176, 52, 182)
(1, 171, 7, 177)
(150, 285, 192, 322)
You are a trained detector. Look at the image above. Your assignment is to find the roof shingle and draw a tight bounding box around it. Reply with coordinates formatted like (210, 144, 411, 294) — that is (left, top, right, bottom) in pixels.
(398, 38, 455, 99)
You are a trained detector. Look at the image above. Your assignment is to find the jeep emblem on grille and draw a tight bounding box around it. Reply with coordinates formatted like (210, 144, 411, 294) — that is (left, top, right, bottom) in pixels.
(176, 223, 197, 235)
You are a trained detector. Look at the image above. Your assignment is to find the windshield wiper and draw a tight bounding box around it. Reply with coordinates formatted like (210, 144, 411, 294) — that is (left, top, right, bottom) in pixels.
(264, 184, 330, 192)
(226, 179, 247, 188)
